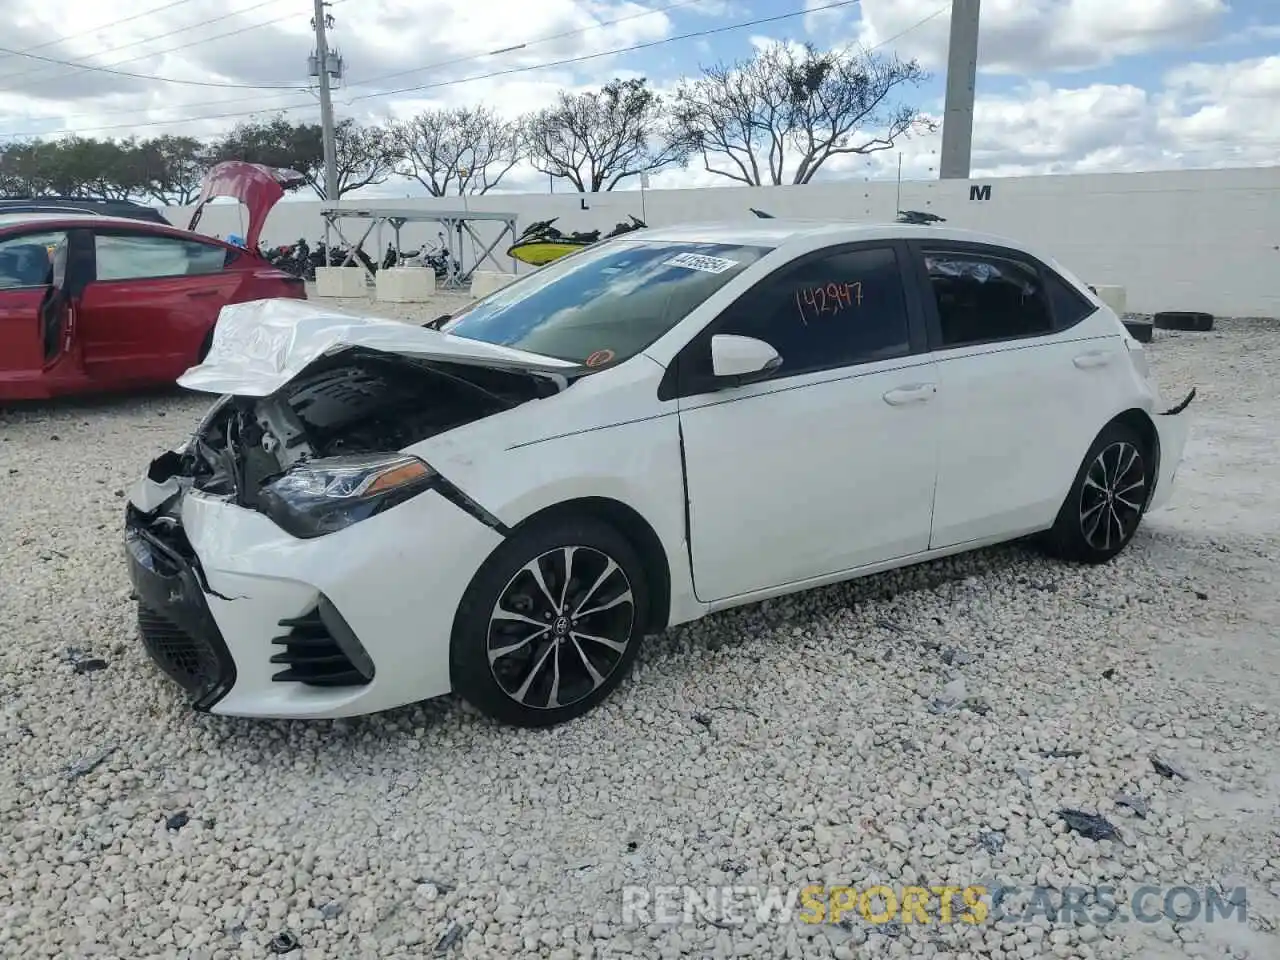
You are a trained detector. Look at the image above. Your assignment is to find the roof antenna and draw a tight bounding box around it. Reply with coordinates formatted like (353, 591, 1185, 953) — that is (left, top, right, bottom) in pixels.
(749, 207, 774, 219)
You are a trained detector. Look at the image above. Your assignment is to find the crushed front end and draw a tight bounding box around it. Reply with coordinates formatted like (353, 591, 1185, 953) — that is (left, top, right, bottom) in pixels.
(124, 349, 555, 718)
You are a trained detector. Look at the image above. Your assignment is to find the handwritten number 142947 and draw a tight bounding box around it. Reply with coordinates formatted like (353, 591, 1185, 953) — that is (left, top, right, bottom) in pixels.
(795, 281, 863, 324)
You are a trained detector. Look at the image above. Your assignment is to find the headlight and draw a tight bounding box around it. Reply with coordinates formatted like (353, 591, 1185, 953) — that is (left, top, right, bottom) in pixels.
(259, 454, 437, 539)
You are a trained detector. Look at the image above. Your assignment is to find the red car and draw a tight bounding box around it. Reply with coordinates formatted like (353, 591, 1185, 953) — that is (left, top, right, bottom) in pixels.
(0, 162, 307, 401)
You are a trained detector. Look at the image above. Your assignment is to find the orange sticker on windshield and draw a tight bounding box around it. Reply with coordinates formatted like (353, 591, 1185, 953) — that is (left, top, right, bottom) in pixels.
(585, 349, 615, 367)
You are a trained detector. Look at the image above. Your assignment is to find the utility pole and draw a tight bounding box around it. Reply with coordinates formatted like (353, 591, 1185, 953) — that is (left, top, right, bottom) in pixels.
(311, 0, 340, 205)
(939, 0, 980, 180)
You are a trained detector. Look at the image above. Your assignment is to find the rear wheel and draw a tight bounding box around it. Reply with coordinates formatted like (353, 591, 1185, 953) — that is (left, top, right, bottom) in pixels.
(1043, 422, 1153, 563)
(450, 516, 649, 727)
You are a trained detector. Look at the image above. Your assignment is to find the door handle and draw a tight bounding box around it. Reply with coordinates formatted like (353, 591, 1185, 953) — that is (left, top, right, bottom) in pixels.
(186, 289, 221, 298)
(1073, 351, 1111, 369)
(882, 383, 937, 406)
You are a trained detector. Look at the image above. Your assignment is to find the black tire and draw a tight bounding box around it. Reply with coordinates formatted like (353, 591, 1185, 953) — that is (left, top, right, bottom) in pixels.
(1123, 320, 1153, 343)
(1043, 421, 1154, 564)
(1154, 311, 1213, 332)
(450, 515, 650, 727)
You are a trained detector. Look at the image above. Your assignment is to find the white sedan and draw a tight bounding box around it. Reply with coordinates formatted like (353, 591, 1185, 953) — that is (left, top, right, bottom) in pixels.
(125, 221, 1193, 726)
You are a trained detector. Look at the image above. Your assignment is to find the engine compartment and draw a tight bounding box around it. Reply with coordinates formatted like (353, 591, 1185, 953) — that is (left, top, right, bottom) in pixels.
(180, 348, 562, 506)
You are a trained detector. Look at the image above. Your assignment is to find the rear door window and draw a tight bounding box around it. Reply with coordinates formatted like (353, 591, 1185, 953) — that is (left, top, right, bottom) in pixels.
(94, 232, 229, 281)
(921, 248, 1053, 347)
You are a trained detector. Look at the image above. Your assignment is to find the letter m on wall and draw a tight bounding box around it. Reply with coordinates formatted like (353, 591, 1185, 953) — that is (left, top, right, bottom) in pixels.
(969, 184, 992, 201)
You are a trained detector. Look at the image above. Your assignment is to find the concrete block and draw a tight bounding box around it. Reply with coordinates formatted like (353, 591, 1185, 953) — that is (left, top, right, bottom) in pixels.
(470, 270, 518, 299)
(1091, 284, 1127, 315)
(315, 267, 369, 298)
(375, 267, 437, 303)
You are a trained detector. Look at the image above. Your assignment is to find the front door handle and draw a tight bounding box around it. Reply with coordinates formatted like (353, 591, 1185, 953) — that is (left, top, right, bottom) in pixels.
(883, 383, 937, 406)
(1073, 350, 1112, 369)
(186, 289, 221, 298)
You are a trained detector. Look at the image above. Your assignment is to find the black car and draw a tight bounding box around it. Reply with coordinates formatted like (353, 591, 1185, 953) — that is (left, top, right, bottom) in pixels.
(0, 197, 170, 225)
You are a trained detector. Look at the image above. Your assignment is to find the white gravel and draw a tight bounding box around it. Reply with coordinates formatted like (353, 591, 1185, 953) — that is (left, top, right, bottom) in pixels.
(1, 299, 1278, 960)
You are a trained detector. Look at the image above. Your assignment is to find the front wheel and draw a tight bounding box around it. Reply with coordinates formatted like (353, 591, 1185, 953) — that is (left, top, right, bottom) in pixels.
(450, 517, 649, 727)
(1043, 422, 1153, 563)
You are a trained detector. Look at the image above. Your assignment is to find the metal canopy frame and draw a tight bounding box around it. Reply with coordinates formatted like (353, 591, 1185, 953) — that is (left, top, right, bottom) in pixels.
(319, 206, 518, 289)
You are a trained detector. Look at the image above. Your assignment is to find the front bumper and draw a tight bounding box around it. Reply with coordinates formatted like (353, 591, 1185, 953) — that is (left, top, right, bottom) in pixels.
(125, 471, 505, 719)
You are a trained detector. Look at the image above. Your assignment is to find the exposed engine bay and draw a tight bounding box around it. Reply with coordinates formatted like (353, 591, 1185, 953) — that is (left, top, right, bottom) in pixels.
(168, 348, 563, 511)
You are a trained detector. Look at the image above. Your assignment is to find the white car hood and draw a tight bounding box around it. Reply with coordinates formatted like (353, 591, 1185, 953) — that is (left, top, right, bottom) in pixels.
(178, 298, 577, 397)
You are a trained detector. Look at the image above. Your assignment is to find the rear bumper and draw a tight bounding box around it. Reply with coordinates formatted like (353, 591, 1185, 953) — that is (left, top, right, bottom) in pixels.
(1148, 388, 1195, 512)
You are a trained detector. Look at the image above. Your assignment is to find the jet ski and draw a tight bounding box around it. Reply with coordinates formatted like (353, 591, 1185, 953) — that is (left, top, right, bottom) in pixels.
(507, 215, 646, 266)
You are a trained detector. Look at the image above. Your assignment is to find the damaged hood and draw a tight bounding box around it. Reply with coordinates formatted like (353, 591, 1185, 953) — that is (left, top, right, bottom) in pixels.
(178, 298, 578, 396)
(186, 161, 307, 250)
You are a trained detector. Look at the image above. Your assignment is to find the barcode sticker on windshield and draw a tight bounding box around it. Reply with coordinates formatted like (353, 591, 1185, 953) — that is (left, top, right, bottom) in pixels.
(663, 252, 739, 274)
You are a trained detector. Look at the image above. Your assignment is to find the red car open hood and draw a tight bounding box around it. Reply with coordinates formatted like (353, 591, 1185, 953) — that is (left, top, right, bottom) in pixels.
(186, 161, 307, 249)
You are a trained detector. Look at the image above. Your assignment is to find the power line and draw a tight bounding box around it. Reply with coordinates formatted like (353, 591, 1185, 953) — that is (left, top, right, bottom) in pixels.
(347, 0, 708, 89)
(0, 0, 291, 87)
(0, 0, 202, 60)
(0, 1, 329, 91)
(5, 0, 703, 127)
(351, 0, 865, 102)
(1, 0, 871, 138)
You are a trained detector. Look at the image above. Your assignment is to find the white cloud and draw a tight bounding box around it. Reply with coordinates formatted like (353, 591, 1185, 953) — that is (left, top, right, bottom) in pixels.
(821, 0, 1227, 74)
(0, 0, 1275, 199)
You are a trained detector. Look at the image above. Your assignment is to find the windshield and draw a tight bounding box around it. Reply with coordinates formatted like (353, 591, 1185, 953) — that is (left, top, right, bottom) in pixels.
(442, 240, 772, 366)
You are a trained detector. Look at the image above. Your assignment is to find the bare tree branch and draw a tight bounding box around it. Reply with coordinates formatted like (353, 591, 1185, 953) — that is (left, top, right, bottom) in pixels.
(393, 107, 523, 196)
(671, 42, 931, 186)
(527, 78, 688, 192)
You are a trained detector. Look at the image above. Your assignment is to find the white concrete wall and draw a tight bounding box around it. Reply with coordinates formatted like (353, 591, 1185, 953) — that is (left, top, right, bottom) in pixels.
(167, 166, 1280, 317)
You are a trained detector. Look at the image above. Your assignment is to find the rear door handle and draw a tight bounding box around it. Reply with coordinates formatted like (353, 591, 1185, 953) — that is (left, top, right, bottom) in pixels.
(883, 383, 937, 406)
(1073, 350, 1112, 369)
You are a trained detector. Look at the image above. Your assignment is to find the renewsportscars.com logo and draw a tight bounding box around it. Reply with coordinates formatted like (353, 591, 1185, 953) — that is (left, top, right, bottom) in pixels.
(622, 884, 1249, 928)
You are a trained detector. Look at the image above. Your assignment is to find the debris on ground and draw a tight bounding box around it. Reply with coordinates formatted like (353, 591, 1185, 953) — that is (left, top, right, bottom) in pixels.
(268, 931, 300, 954)
(1151, 753, 1191, 780)
(1058, 809, 1120, 842)
(1115, 794, 1149, 819)
(72, 658, 108, 674)
(65, 747, 117, 781)
(165, 811, 189, 831)
(434, 921, 464, 955)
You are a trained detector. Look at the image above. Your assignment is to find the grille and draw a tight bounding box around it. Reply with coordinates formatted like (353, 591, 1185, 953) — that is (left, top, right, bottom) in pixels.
(270, 601, 374, 688)
(138, 606, 225, 699)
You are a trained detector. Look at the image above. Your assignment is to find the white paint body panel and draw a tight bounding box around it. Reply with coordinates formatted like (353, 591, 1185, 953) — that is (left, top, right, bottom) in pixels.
(679, 357, 940, 601)
(126, 221, 1194, 719)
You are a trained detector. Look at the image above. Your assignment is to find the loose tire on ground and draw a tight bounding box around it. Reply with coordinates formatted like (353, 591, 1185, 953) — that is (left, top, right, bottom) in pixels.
(1154, 311, 1214, 332)
(450, 515, 650, 727)
(1042, 421, 1154, 564)
(1122, 320, 1154, 343)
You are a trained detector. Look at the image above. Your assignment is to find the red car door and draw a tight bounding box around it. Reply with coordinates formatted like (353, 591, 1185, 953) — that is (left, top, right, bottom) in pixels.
(78, 229, 241, 385)
(0, 227, 66, 397)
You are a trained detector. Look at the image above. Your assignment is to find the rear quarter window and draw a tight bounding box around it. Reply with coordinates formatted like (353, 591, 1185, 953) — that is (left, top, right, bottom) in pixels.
(1044, 269, 1097, 330)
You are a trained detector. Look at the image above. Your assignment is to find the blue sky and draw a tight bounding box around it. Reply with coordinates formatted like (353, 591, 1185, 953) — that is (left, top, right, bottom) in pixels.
(1, 0, 1277, 188)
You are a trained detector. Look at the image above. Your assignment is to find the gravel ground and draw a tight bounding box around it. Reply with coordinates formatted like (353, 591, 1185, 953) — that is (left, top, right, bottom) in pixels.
(1, 297, 1278, 960)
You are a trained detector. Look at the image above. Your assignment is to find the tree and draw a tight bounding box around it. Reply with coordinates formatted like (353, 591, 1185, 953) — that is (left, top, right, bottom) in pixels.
(331, 119, 401, 199)
(209, 114, 325, 192)
(526, 78, 687, 192)
(210, 114, 400, 199)
(134, 135, 209, 204)
(671, 43, 932, 186)
(394, 106, 522, 196)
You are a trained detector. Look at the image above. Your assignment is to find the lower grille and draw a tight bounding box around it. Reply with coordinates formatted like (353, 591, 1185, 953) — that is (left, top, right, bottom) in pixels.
(270, 597, 374, 688)
(138, 606, 227, 701)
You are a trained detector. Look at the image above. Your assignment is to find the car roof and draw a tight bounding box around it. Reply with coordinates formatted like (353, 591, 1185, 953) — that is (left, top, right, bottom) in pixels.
(631, 219, 1039, 252)
(0, 211, 161, 230)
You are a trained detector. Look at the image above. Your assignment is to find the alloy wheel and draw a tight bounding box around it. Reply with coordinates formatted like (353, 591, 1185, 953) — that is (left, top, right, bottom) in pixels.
(1079, 441, 1146, 551)
(487, 546, 635, 710)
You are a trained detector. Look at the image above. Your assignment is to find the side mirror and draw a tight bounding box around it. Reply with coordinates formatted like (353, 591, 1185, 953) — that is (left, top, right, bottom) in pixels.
(710, 334, 782, 384)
